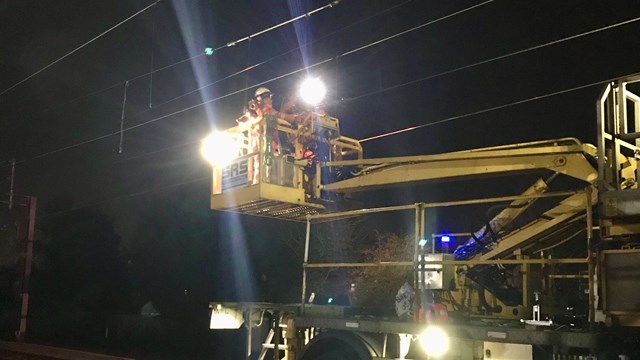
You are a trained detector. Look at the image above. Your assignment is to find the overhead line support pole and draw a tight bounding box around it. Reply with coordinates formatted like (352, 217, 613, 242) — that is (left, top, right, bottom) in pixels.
(9, 159, 15, 209)
(413, 204, 422, 321)
(585, 187, 595, 325)
(301, 216, 312, 315)
(16, 196, 36, 342)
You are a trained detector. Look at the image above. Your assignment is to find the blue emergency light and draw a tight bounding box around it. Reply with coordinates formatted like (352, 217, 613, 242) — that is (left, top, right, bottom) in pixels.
(440, 235, 451, 243)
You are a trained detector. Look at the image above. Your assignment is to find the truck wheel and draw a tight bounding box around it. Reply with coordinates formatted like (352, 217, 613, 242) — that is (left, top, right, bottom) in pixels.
(300, 331, 379, 360)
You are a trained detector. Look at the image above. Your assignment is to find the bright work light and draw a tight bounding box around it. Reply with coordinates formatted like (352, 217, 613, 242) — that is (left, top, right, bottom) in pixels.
(201, 131, 241, 168)
(299, 77, 326, 105)
(418, 326, 450, 358)
(209, 304, 244, 329)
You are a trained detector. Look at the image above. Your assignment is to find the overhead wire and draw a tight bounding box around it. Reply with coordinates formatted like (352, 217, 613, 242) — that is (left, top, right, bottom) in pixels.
(0, 0, 162, 97)
(350, 13, 640, 142)
(28, 0, 492, 216)
(97, 1, 418, 165)
(64, 66, 640, 215)
(21, 70, 622, 169)
(139, 0, 415, 110)
(357, 75, 624, 143)
(341, 0, 494, 57)
(10, 0, 492, 167)
(73, 4, 640, 152)
(30, 3, 640, 216)
(15, 0, 346, 120)
(82, 0, 419, 164)
(349, 12, 640, 108)
(11, 1, 640, 220)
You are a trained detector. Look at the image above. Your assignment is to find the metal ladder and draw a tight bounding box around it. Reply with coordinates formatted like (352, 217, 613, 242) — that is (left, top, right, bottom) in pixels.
(258, 311, 288, 360)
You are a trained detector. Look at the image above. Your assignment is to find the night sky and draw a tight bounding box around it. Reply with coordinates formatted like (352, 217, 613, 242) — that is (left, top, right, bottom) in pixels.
(2, 0, 640, 356)
(2, 0, 640, 217)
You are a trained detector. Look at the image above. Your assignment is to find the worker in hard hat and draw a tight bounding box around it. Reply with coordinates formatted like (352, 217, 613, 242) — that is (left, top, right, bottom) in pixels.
(252, 87, 303, 186)
(253, 87, 304, 124)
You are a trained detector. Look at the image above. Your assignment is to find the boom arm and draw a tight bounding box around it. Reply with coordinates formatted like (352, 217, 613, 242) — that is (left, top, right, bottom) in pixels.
(320, 139, 598, 194)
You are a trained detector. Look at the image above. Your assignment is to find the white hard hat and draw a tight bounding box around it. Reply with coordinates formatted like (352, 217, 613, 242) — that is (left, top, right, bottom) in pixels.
(254, 87, 272, 98)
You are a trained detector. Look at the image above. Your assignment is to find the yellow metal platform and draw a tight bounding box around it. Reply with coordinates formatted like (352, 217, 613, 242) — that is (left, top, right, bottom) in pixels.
(211, 182, 324, 221)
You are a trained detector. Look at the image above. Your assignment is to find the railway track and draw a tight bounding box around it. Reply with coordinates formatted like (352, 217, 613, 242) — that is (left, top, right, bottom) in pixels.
(0, 341, 134, 360)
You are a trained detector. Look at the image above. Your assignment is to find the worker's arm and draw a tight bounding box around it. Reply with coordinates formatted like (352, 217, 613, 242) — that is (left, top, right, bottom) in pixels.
(266, 108, 309, 125)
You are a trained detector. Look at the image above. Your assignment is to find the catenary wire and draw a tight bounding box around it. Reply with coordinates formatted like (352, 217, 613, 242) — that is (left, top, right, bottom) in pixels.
(25, 11, 640, 219)
(74, 4, 640, 150)
(341, 0, 494, 57)
(38, 70, 640, 216)
(15, 0, 346, 119)
(0, 0, 162, 97)
(217, 0, 341, 50)
(28, 1, 490, 216)
(36, 2, 441, 217)
(10, 0, 492, 166)
(10, 58, 331, 166)
(125, 0, 415, 111)
(86, 0, 418, 164)
(10, 3, 637, 168)
(22, 2, 640, 168)
(346, 13, 640, 106)
(8, 8, 395, 166)
(357, 75, 623, 143)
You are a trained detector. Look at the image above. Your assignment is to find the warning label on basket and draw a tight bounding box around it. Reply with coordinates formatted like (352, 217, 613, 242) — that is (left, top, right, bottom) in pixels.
(222, 158, 249, 191)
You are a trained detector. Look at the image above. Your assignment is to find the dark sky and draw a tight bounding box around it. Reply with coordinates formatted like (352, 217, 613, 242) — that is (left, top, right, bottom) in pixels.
(1, 0, 640, 225)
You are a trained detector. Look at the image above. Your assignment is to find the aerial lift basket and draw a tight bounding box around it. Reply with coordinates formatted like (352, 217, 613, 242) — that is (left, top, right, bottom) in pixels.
(209, 115, 362, 221)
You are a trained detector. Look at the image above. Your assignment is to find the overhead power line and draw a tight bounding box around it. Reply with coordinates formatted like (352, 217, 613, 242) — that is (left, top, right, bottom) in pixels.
(147, 0, 415, 111)
(89, 4, 640, 149)
(346, 13, 640, 105)
(17, 0, 347, 119)
(24, 4, 640, 217)
(216, 0, 341, 50)
(108, 0, 418, 164)
(12, 0, 493, 166)
(40, 69, 639, 218)
(0, 0, 162, 97)
(22, 1, 640, 165)
(357, 74, 628, 143)
(342, 0, 494, 57)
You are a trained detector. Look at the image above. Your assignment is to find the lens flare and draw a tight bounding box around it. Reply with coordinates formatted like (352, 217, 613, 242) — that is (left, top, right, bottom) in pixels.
(201, 132, 241, 167)
(418, 326, 450, 357)
(299, 77, 326, 105)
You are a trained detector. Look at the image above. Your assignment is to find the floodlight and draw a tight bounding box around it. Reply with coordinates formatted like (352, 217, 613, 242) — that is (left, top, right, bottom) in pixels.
(201, 131, 241, 168)
(418, 326, 450, 358)
(440, 235, 451, 243)
(209, 304, 244, 329)
(299, 77, 326, 105)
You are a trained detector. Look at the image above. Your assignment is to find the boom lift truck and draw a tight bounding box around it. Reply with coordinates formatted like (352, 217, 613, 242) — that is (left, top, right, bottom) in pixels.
(204, 76, 640, 360)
